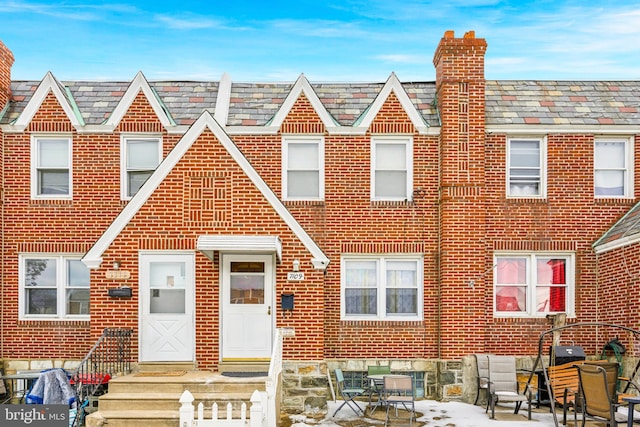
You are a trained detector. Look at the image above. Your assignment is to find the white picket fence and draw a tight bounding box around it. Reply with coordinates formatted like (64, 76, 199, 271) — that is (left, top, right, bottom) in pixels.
(179, 389, 267, 427)
(178, 328, 290, 427)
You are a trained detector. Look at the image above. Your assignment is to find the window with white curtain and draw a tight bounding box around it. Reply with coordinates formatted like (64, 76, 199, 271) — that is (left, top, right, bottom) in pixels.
(121, 136, 161, 199)
(31, 136, 72, 199)
(594, 138, 633, 197)
(507, 137, 546, 198)
(282, 136, 324, 200)
(371, 137, 413, 201)
(341, 255, 422, 320)
(494, 253, 575, 317)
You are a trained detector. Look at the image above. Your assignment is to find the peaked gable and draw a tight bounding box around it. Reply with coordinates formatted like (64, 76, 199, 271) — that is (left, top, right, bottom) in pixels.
(13, 72, 84, 131)
(356, 73, 428, 134)
(593, 201, 640, 254)
(82, 111, 329, 270)
(105, 71, 175, 130)
(269, 74, 337, 130)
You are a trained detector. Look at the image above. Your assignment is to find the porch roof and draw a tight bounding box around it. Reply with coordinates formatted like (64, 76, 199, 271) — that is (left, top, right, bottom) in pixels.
(197, 235, 282, 262)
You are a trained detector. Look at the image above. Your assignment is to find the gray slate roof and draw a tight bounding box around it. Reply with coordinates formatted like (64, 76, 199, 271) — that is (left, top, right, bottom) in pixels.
(6, 78, 638, 128)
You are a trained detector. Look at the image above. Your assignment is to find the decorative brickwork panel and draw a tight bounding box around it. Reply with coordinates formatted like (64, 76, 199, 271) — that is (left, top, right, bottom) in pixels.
(183, 173, 232, 227)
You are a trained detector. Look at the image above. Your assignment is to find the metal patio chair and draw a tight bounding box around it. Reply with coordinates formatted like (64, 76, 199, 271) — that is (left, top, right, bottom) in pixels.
(574, 362, 636, 427)
(332, 368, 365, 417)
(486, 355, 533, 420)
(473, 354, 491, 405)
(382, 374, 416, 427)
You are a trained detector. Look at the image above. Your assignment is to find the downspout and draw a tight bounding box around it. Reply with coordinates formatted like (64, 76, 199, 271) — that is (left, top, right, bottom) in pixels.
(435, 95, 443, 360)
(1, 124, 4, 358)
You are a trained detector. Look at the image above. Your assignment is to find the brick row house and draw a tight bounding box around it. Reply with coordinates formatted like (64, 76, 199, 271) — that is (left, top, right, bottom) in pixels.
(1, 30, 640, 409)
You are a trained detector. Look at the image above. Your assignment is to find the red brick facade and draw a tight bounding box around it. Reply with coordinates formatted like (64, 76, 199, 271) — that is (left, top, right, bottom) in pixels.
(0, 31, 638, 375)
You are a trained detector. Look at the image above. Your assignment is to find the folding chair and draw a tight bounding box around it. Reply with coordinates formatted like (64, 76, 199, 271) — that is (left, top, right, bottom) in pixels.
(367, 365, 391, 413)
(486, 355, 533, 420)
(332, 368, 365, 417)
(473, 354, 490, 405)
(383, 375, 416, 427)
(574, 363, 637, 427)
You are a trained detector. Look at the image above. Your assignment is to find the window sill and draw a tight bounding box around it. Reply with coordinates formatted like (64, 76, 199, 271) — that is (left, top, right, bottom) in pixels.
(340, 319, 423, 327)
(283, 200, 325, 207)
(17, 318, 90, 328)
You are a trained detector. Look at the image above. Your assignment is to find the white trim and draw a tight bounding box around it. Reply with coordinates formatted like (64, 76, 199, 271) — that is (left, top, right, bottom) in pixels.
(269, 74, 337, 130)
(506, 136, 547, 199)
(13, 72, 83, 131)
(82, 111, 329, 270)
(340, 254, 424, 321)
(492, 252, 576, 318)
(30, 135, 73, 200)
(214, 72, 232, 126)
(105, 71, 174, 129)
(282, 135, 325, 201)
(486, 124, 640, 135)
(370, 136, 413, 201)
(120, 134, 163, 200)
(594, 234, 640, 254)
(594, 136, 634, 199)
(18, 254, 90, 321)
(197, 235, 282, 262)
(356, 73, 428, 133)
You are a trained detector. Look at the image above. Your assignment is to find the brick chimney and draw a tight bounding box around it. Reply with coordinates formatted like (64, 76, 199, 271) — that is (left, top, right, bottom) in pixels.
(432, 31, 489, 358)
(0, 39, 14, 111)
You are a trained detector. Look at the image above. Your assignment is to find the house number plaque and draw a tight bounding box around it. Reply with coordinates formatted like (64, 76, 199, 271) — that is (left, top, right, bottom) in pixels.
(287, 272, 304, 281)
(106, 269, 131, 280)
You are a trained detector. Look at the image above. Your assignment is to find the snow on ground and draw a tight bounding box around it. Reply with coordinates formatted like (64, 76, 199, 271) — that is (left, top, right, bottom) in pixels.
(286, 399, 602, 427)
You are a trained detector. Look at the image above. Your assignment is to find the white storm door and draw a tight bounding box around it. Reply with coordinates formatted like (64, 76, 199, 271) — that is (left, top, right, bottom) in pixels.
(222, 254, 274, 359)
(140, 252, 194, 362)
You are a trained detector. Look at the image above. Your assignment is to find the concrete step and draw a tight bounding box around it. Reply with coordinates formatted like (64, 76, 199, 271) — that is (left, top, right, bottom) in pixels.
(85, 370, 267, 427)
(135, 362, 197, 372)
(98, 391, 254, 411)
(86, 410, 178, 427)
(106, 371, 266, 394)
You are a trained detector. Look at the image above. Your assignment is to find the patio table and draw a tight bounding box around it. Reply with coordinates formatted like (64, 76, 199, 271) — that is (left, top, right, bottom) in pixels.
(1, 370, 41, 404)
(622, 396, 640, 427)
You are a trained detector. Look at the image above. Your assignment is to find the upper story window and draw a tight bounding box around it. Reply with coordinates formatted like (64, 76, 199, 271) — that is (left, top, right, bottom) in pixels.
(507, 137, 546, 198)
(371, 137, 413, 201)
(31, 136, 72, 199)
(282, 136, 324, 200)
(594, 138, 633, 198)
(122, 136, 161, 199)
(341, 255, 423, 321)
(20, 255, 90, 320)
(494, 253, 575, 318)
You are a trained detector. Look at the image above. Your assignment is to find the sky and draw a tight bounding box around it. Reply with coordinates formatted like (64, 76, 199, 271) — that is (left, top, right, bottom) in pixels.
(1, 1, 640, 83)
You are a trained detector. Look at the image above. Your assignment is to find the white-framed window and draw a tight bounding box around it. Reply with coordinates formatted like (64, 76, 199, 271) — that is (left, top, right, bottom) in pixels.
(371, 137, 413, 201)
(19, 254, 90, 319)
(594, 137, 633, 198)
(121, 136, 161, 199)
(493, 253, 575, 318)
(507, 137, 546, 198)
(341, 255, 423, 320)
(282, 136, 324, 200)
(31, 136, 72, 199)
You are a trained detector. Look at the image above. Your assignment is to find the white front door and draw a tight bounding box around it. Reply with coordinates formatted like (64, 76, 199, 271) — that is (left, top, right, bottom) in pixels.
(139, 252, 194, 362)
(221, 254, 274, 360)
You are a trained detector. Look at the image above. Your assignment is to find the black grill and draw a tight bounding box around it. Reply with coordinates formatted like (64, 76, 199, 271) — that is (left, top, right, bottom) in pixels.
(551, 345, 585, 365)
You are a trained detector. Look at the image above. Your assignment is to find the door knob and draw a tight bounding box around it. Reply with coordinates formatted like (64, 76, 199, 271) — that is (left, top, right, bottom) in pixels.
(267, 306, 271, 315)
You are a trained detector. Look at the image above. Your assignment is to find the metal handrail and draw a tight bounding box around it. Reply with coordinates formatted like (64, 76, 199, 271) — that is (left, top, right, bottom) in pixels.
(71, 328, 133, 420)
